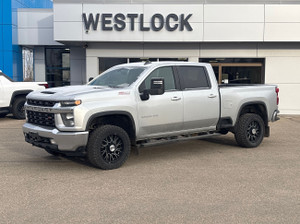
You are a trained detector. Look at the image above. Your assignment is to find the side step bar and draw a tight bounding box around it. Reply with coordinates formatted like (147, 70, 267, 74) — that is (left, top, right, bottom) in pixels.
(136, 132, 221, 148)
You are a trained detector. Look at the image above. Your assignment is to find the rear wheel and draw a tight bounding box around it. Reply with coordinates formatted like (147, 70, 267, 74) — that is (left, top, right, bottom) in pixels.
(234, 113, 265, 148)
(12, 97, 26, 119)
(87, 125, 131, 170)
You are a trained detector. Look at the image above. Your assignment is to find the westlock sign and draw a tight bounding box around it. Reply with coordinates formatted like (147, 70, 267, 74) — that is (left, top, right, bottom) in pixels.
(83, 13, 193, 32)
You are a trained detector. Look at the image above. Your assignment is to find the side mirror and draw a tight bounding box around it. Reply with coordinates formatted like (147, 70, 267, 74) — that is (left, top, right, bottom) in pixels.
(139, 78, 165, 101)
(140, 90, 150, 101)
(88, 77, 94, 82)
(149, 78, 165, 95)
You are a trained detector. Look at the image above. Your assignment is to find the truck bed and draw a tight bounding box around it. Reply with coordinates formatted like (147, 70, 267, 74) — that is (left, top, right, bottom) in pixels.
(219, 84, 266, 88)
(219, 84, 278, 125)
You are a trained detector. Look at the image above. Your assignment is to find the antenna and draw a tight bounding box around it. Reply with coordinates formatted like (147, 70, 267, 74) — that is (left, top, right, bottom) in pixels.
(144, 60, 151, 65)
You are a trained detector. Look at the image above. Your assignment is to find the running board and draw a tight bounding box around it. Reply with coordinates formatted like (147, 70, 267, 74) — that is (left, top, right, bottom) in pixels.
(137, 132, 221, 148)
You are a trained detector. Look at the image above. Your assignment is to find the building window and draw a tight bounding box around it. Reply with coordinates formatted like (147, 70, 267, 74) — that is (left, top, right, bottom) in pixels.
(99, 58, 127, 74)
(45, 48, 70, 87)
(199, 58, 265, 84)
(99, 57, 188, 74)
(129, 58, 158, 63)
(159, 58, 188, 62)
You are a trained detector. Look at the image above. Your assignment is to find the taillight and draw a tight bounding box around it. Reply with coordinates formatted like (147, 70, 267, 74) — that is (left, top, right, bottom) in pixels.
(39, 83, 49, 88)
(275, 87, 279, 105)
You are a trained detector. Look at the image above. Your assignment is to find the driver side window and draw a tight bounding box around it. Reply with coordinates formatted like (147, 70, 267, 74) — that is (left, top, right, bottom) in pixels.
(139, 66, 176, 92)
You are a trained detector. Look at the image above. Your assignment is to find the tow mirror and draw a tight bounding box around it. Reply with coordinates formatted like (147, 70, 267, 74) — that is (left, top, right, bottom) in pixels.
(140, 90, 150, 101)
(140, 78, 165, 101)
(149, 78, 165, 95)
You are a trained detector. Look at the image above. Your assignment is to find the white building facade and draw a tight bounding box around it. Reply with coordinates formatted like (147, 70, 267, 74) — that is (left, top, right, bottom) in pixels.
(18, 0, 300, 114)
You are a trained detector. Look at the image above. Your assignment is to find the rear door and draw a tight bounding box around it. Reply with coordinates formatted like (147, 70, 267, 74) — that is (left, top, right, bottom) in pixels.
(137, 66, 183, 138)
(176, 66, 219, 131)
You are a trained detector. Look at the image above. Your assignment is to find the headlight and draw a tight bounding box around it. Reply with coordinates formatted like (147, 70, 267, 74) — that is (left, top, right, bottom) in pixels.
(60, 100, 81, 107)
(61, 113, 75, 127)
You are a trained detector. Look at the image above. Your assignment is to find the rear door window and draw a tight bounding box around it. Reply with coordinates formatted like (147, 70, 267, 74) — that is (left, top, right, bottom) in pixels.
(176, 66, 211, 90)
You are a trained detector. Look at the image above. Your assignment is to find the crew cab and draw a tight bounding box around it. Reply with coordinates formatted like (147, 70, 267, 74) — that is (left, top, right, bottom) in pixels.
(23, 62, 279, 169)
(0, 70, 48, 119)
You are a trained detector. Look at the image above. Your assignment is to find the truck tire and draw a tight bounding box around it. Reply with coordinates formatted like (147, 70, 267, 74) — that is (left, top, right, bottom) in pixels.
(234, 113, 265, 148)
(87, 125, 131, 170)
(12, 97, 26, 119)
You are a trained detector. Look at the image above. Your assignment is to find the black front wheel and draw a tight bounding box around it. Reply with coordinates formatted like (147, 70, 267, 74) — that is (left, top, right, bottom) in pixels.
(87, 125, 131, 170)
(12, 97, 26, 119)
(234, 113, 265, 148)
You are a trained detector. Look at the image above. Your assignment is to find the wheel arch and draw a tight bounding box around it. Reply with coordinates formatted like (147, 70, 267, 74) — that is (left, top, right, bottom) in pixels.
(236, 101, 269, 136)
(10, 90, 32, 106)
(86, 111, 136, 145)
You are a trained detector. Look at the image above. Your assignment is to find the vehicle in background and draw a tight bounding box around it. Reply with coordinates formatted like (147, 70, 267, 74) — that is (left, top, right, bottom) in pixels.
(0, 70, 48, 119)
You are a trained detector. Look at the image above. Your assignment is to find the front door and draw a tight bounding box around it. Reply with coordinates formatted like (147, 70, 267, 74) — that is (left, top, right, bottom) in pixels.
(137, 66, 183, 139)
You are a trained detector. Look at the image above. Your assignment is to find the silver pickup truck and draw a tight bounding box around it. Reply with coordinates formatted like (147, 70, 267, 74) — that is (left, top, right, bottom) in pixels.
(23, 62, 279, 169)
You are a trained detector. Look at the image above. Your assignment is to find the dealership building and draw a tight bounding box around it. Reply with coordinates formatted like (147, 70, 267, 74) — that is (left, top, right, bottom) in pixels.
(1, 0, 300, 114)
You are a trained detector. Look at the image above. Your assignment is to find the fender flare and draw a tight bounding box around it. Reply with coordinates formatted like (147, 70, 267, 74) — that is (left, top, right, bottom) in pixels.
(86, 111, 137, 143)
(236, 101, 268, 126)
(10, 90, 33, 106)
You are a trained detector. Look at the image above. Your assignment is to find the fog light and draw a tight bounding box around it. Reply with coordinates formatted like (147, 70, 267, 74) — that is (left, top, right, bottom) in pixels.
(61, 113, 75, 127)
(66, 114, 74, 120)
(50, 139, 56, 145)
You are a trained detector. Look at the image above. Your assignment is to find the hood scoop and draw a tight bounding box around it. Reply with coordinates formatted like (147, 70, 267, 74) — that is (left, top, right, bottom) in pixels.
(41, 91, 56, 94)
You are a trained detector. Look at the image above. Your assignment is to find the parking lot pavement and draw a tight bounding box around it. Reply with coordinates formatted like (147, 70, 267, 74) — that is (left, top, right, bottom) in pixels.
(0, 115, 300, 224)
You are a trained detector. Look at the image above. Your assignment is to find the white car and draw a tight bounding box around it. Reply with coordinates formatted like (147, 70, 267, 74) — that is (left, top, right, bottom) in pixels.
(0, 70, 48, 119)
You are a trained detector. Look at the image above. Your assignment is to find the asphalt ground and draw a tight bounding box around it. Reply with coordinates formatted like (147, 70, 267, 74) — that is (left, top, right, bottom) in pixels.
(0, 115, 299, 224)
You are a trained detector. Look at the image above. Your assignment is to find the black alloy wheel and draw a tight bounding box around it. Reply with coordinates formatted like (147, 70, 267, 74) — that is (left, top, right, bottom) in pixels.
(247, 120, 261, 143)
(100, 134, 124, 163)
(234, 113, 265, 148)
(12, 97, 26, 119)
(87, 125, 131, 170)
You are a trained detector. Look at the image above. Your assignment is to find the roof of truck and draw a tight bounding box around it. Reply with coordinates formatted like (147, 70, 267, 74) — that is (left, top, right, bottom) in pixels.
(114, 61, 210, 68)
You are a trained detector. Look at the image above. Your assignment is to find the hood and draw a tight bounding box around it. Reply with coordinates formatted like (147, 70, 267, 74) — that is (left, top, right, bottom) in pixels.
(27, 85, 120, 101)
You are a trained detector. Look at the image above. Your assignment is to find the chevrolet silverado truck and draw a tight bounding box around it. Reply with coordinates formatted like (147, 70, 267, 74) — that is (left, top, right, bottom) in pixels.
(23, 62, 279, 170)
(0, 70, 48, 119)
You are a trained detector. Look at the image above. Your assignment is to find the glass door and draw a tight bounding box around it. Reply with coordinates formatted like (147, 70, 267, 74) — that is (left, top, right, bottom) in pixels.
(45, 48, 70, 87)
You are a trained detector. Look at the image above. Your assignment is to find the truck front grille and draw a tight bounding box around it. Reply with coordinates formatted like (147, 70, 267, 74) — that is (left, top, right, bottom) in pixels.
(27, 99, 57, 107)
(27, 111, 55, 127)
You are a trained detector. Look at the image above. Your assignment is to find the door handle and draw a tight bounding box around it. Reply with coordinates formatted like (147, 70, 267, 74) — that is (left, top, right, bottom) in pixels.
(171, 96, 182, 101)
(208, 94, 217, 98)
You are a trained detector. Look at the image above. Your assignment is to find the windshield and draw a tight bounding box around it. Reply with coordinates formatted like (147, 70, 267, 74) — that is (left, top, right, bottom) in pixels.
(89, 67, 145, 88)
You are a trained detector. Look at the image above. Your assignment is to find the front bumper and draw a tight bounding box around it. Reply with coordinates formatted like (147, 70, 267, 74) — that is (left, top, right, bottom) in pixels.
(23, 123, 89, 152)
